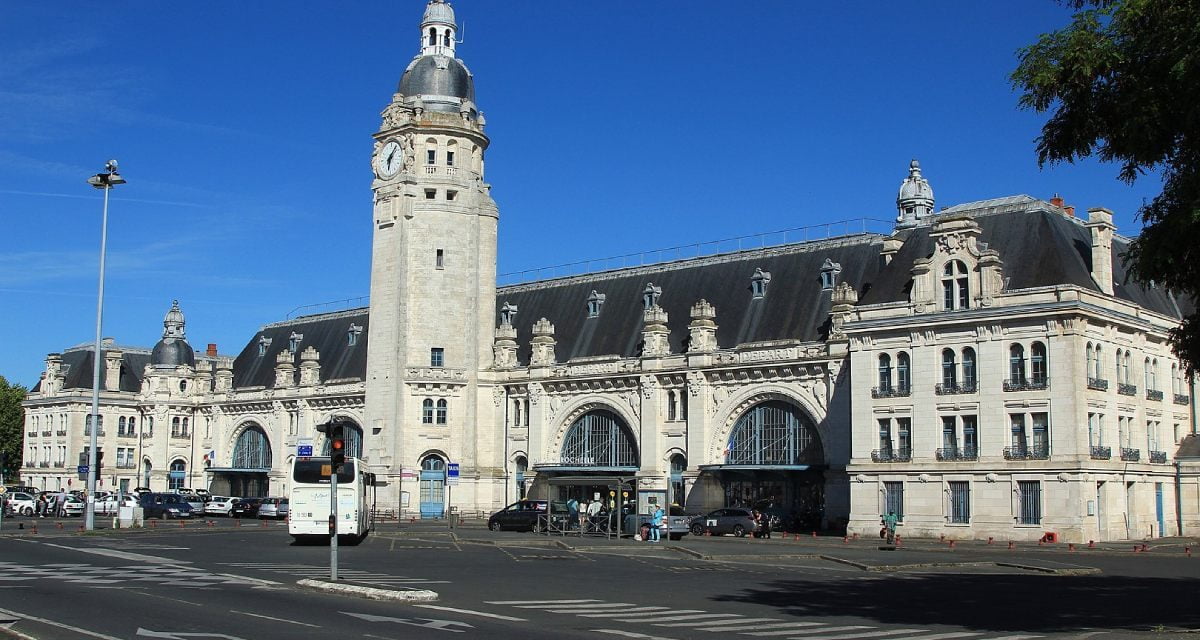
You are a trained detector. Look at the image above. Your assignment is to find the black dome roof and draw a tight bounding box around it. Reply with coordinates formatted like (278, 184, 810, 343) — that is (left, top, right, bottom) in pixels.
(398, 55, 474, 107)
(151, 338, 195, 368)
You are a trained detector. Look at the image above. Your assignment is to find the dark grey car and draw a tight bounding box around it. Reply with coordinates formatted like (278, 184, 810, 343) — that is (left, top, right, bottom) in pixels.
(689, 508, 757, 537)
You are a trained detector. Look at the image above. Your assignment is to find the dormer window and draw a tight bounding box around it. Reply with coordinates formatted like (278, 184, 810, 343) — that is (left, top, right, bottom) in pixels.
(643, 283, 662, 310)
(941, 260, 970, 310)
(257, 336, 272, 357)
(820, 258, 842, 291)
(500, 302, 518, 326)
(289, 332, 303, 353)
(751, 268, 772, 299)
(348, 324, 363, 347)
(587, 290, 606, 318)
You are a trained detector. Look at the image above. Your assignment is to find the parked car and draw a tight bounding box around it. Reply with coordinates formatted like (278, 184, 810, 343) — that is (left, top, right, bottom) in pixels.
(138, 493, 194, 519)
(97, 494, 137, 515)
(179, 493, 206, 514)
(487, 500, 550, 532)
(689, 508, 758, 537)
(5, 492, 37, 516)
(205, 496, 236, 517)
(624, 505, 694, 540)
(62, 495, 86, 517)
(231, 497, 263, 518)
(258, 497, 289, 519)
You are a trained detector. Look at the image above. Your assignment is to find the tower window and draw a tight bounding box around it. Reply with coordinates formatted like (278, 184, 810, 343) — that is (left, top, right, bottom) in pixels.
(446, 151, 455, 167)
(425, 189, 436, 199)
(446, 190, 457, 201)
(428, 27, 436, 47)
(436, 249, 445, 269)
(820, 258, 842, 291)
(427, 149, 436, 165)
(436, 399, 448, 425)
(430, 347, 445, 368)
(442, 29, 451, 47)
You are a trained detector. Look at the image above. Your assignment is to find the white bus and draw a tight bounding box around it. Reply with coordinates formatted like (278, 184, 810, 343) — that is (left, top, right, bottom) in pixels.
(288, 456, 376, 543)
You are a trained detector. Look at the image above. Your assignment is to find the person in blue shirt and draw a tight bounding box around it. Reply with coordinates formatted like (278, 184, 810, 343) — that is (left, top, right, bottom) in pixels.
(649, 505, 665, 542)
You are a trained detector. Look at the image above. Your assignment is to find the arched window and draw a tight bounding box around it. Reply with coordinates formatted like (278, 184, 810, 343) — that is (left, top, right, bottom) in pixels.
(1086, 343, 1095, 379)
(667, 390, 678, 421)
(897, 352, 911, 393)
(1009, 344, 1026, 383)
(128, 417, 136, 436)
(1173, 363, 1180, 395)
(726, 401, 823, 465)
(561, 410, 638, 468)
(422, 399, 434, 424)
(1124, 351, 1133, 385)
(428, 27, 436, 46)
(119, 416, 127, 436)
(962, 347, 977, 390)
(182, 417, 189, 436)
(1093, 344, 1102, 379)
(878, 354, 893, 393)
(436, 399, 448, 425)
(523, 399, 530, 426)
(941, 349, 958, 388)
(171, 417, 180, 437)
(941, 260, 970, 310)
(515, 455, 528, 500)
(232, 425, 271, 470)
(1031, 342, 1048, 386)
(168, 459, 186, 491)
(442, 29, 451, 46)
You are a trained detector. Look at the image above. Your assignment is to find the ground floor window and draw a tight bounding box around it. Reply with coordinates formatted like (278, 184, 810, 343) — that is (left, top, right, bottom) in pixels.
(884, 481, 904, 521)
(949, 481, 970, 524)
(1018, 480, 1042, 525)
(168, 460, 186, 491)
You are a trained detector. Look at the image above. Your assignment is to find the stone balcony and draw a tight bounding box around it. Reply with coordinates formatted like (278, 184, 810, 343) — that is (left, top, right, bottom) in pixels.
(871, 448, 912, 463)
(1146, 389, 1164, 402)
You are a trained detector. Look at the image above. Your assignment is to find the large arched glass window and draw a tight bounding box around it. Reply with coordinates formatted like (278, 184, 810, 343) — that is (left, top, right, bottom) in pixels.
(878, 354, 893, 393)
(1009, 344, 1026, 383)
(561, 410, 638, 467)
(942, 260, 970, 310)
(962, 347, 977, 390)
(726, 401, 822, 466)
(897, 353, 911, 393)
(941, 349, 958, 388)
(1031, 342, 1048, 385)
(168, 459, 186, 491)
(232, 425, 271, 470)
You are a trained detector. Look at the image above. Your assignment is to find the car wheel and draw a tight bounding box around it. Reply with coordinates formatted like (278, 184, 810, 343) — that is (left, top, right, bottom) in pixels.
(21, 507, 32, 517)
(489, 520, 502, 531)
(690, 523, 704, 536)
(733, 524, 746, 537)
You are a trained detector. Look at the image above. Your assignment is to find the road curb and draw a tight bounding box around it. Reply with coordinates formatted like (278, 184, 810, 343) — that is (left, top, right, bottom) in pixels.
(297, 578, 438, 601)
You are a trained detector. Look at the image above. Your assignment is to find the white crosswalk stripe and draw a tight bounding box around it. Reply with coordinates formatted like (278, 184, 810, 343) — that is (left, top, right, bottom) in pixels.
(484, 598, 1042, 640)
(220, 561, 446, 588)
(0, 561, 265, 588)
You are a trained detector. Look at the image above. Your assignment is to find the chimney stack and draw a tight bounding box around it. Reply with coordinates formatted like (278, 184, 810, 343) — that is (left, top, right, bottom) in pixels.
(206, 343, 218, 357)
(1050, 193, 1064, 208)
(1065, 205, 1075, 217)
(1085, 207, 1116, 295)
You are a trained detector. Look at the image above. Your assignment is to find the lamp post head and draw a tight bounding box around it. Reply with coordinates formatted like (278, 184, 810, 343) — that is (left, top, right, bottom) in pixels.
(88, 160, 126, 189)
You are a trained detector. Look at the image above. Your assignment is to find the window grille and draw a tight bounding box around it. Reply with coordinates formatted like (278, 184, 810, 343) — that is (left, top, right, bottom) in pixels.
(949, 481, 970, 524)
(561, 411, 637, 467)
(726, 401, 821, 465)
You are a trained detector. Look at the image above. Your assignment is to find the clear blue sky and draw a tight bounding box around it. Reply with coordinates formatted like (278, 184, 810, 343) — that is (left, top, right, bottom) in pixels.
(0, 1, 1163, 388)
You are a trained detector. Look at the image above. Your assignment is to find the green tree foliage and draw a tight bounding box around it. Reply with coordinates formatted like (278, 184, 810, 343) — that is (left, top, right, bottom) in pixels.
(1013, 0, 1200, 373)
(0, 375, 26, 482)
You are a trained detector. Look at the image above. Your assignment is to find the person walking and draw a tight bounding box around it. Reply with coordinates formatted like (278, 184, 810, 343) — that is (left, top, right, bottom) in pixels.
(649, 504, 665, 543)
(586, 497, 601, 532)
(881, 510, 899, 545)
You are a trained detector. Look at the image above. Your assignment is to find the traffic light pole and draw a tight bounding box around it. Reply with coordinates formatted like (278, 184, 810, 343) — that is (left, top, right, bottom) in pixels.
(330, 468, 338, 581)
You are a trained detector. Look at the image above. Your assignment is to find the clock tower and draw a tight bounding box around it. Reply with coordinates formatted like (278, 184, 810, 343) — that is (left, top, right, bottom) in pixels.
(364, 0, 501, 510)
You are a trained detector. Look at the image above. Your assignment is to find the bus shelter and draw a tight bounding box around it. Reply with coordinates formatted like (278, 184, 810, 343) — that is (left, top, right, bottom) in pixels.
(531, 475, 636, 538)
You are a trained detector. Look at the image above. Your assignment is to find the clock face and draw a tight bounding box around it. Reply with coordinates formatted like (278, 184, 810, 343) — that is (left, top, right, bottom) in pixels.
(376, 140, 403, 178)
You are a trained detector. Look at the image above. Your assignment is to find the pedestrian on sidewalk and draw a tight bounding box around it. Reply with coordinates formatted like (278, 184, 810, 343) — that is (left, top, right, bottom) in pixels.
(649, 504, 664, 542)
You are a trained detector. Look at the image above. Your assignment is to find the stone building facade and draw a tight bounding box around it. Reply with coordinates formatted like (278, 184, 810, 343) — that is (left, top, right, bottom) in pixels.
(20, 1, 1197, 541)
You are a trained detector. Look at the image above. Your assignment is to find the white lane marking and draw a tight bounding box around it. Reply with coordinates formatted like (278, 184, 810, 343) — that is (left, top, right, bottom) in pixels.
(619, 613, 743, 623)
(600, 609, 706, 620)
(776, 627, 874, 636)
(577, 607, 674, 618)
(592, 631, 677, 640)
(0, 606, 122, 640)
(487, 599, 600, 605)
(746, 626, 860, 637)
(513, 602, 634, 609)
(413, 604, 527, 621)
(230, 611, 321, 628)
(799, 630, 927, 640)
(39, 543, 189, 565)
(739, 622, 829, 631)
(656, 617, 780, 627)
(982, 636, 1042, 640)
(878, 629, 979, 633)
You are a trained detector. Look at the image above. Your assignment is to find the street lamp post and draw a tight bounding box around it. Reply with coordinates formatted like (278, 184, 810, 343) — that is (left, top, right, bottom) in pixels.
(85, 160, 126, 531)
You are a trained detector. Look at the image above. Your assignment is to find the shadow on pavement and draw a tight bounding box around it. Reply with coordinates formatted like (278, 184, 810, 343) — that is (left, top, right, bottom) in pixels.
(713, 573, 1200, 633)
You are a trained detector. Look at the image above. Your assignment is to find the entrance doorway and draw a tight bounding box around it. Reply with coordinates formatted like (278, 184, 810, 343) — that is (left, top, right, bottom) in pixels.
(419, 456, 446, 518)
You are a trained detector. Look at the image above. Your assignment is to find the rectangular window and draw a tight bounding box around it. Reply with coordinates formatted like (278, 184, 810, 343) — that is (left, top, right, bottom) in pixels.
(962, 415, 978, 456)
(436, 249, 444, 269)
(446, 190, 457, 201)
(424, 189, 436, 199)
(1031, 412, 1048, 454)
(942, 281, 954, 311)
(957, 277, 969, 309)
(949, 481, 970, 524)
(1088, 413, 1097, 447)
(446, 151, 455, 166)
(878, 419, 892, 453)
(1010, 413, 1027, 450)
(942, 416, 958, 451)
(427, 149, 436, 165)
(430, 347, 445, 368)
(884, 481, 904, 521)
(1018, 480, 1042, 525)
(897, 418, 911, 456)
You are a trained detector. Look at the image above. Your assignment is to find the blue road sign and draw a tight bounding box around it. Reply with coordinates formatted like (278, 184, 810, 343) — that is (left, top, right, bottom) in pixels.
(298, 445, 313, 457)
(447, 463, 459, 478)
(77, 465, 88, 474)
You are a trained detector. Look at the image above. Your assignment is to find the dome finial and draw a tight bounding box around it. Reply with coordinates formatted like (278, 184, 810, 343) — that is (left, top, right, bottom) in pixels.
(896, 158, 935, 228)
(162, 300, 186, 339)
(419, 0, 457, 57)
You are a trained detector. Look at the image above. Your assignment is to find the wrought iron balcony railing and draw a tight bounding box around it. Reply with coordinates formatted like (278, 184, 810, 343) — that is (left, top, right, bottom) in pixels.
(1117, 383, 1137, 396)
(118, 431, 136, 439)
(1149, 450, 1168, 464)
(1087, 377, 1109, 391)
(55, 430, 67, 436)
(117, 462, 137, 469)
(1090, 445, 1112, 460)
(52, 462, 64, 468)
(871, 386, 911, 399)
(1146, 389, 1164, 402)
(935, 382, 977, 395)
(936, 447, 979, 461)
(871, 448, 912, 463)
(38, 462, 49, 468)
(1003, 378, 1049, 392)
(1120, 447, 1141, 462)
(1176, 394, 1191, 406)
(1003, 445, 1050, 460)
(40, 430, 51, 437)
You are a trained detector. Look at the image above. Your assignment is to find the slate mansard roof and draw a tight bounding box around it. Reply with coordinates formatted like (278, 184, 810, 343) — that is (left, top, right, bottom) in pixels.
(230, 308, 369, 390)
(33, 345, 165, 394)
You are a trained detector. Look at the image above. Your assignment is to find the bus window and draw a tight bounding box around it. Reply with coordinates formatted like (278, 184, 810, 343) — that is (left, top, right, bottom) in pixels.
(293, 459, 355, 484)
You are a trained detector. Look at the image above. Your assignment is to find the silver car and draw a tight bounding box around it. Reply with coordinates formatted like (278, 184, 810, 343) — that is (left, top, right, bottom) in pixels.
(689, 508, 758, 537)
(257, 497, 289, 519)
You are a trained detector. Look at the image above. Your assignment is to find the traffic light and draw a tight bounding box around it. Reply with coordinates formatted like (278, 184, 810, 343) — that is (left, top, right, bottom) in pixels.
(316, 420, 347, 472)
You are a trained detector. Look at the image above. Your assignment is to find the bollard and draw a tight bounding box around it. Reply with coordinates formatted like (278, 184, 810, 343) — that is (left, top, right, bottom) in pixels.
(793, 533, 800, 541)
(1186, 546, 1192, 558)
(811, 531, 817, 538)
(1008, 541, 1015, 550)
(235, 519, 241, 527)
(150, 519, 157, 528)
(948, 539, 955, 549)
(179, 520, 185, 528)
(1133, 545, 1141, 553)
(1088, 540, 1095, 549)
(1068, 543, 1075, 552)
(987, 536, 994, 545)
(261, 520, 268, 528)
(940, 534, 945, 542)
(1142, 543, 1149, 553)
(56, 522, 63, 530)
(17, 523, 23, 530)
(31, 524, 37, 534)
(895, 535, 902, 547)
(843, 536, 849, 544)
(852, 532, 859, 540)
(78, 525, 84, 532)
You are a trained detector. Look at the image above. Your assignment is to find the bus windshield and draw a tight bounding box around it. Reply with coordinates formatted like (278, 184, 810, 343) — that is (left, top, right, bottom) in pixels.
(292, 458, 356, 484)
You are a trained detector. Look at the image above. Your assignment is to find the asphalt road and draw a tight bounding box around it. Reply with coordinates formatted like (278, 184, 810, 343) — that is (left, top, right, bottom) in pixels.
(1, 517, 1198, 639)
